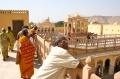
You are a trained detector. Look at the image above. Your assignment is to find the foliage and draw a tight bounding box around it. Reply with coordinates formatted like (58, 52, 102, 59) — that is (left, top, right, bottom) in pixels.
(29, 22, 35, 26)
(54, 21, 64, 27)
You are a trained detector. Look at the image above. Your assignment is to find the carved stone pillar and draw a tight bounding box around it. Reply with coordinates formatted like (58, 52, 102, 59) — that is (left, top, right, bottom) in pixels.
(109, 56, 116, 74)
(82, 56, 95, 79)
(73, 22, 77, 33)
(102, 60, 105, 76)
(64, 23, 66, 35)
(109, 64, 114, 74)
(71, 23, 73, 33)
(67, 23, 69, 34)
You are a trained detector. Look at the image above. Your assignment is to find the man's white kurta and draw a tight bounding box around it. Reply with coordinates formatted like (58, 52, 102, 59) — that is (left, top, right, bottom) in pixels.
(31, 46, 79, 79)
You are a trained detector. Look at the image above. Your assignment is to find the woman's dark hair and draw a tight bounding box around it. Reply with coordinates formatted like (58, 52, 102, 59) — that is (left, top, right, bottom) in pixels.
(52, 34, 65, 46)
(22, 28, 28, 36)
(8, 26, 11, 30)
(22, 26, 29, 29)
(24, 26, 29, 29)
(34, 26, 38, 30)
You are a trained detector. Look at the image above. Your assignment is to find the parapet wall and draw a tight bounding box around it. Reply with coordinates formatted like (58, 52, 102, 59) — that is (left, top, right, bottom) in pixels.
(0, 10, 29, 14)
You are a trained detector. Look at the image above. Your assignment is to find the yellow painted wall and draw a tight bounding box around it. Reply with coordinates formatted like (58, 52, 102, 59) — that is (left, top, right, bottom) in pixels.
(0, 10, 29, 30)
(103, 24, 120, 34)
(88, 24, 102, 35)
(88, 24, 120, 35)
(55, 27, 64, 33)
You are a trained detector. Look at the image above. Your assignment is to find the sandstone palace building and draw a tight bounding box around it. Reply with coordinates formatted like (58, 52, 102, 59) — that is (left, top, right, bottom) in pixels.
(0, 10, 29, 37)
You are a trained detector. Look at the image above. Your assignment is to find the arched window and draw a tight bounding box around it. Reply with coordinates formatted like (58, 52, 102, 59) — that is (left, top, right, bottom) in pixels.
(45, 27, 47, 32)
(48, 27, 50, 32)
(81, 22, 84, 27)
(65, 24, 67, 27)
(77, 21, 80, 27)
(52, 27, 54, 32)
(41, 28, 43, 32)
(68, 24, 71, 31)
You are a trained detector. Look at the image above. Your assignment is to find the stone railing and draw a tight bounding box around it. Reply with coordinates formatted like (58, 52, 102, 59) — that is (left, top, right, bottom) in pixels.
(97, 34, 120, 38)
(67, 37, 120, 54)
(34, 35, 52, 64)
(69, 37, 120, 48)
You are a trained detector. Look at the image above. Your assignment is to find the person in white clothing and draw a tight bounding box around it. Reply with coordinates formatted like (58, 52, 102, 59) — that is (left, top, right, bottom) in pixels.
(31, 34, 83, 79)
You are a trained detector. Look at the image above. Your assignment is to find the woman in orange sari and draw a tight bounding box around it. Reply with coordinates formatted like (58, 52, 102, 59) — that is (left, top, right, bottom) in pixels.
(18, 28, 35, 79)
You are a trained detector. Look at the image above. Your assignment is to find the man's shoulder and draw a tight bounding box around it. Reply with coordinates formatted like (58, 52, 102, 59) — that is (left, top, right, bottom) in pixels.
(52, 46, 68, 55)
(52, 46, 67, 51)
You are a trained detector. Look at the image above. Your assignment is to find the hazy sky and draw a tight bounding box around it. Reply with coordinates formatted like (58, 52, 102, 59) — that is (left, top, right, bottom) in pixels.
(1, 0, 120, 23)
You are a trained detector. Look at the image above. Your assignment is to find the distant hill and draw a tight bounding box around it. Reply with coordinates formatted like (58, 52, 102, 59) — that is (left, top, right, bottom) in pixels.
(85, 16, 120, 24)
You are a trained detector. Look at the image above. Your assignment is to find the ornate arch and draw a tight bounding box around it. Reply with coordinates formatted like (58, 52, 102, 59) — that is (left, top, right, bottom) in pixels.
(95, 60, 103, 76)
(103, 59, 110, 75)
(114, 56, 120, 73)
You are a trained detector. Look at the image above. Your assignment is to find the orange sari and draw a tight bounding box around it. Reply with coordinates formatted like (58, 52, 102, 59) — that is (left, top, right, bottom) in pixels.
(29, 28, 34, 34)
(19, 36, 35, 78)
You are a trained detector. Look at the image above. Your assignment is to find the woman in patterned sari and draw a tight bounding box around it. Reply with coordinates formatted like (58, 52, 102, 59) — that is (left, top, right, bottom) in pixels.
(0, 28, 10, 61)
(18, 28, 35, 79)
(6, 26, 15, 51)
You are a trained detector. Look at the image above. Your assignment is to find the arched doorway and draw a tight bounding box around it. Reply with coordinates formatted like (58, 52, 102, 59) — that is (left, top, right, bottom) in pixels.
(96, 60, 103, 77)
(45, 27, 47, 32)
(114, 57, 120, 73)
(68, 24, 71, 32)
(104, 59, 110, 76)
(12, 20, 23, 38)
(77, 29, 80, 32)
(41, 28, 43, 32)
(48, 27, 50, 32)
(77, 21, 80, 27)
(52, 27, 54, 33)
(72, 28, 75, 32)
(81, 22, 84, 27)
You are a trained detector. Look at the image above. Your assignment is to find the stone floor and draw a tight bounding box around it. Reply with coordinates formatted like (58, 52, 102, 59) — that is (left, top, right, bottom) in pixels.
(0, 51, 41, 79)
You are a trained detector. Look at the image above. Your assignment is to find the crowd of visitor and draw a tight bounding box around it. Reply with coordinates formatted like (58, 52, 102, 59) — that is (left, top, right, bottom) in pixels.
(0, 25, 38, 79)
(0, 26, 84, 79)
(1, 26, 120, 79)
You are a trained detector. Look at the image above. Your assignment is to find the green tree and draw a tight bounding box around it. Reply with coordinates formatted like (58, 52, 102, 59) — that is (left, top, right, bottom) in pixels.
(29, 22, 35, 27)
(54, 21, 64, 27)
